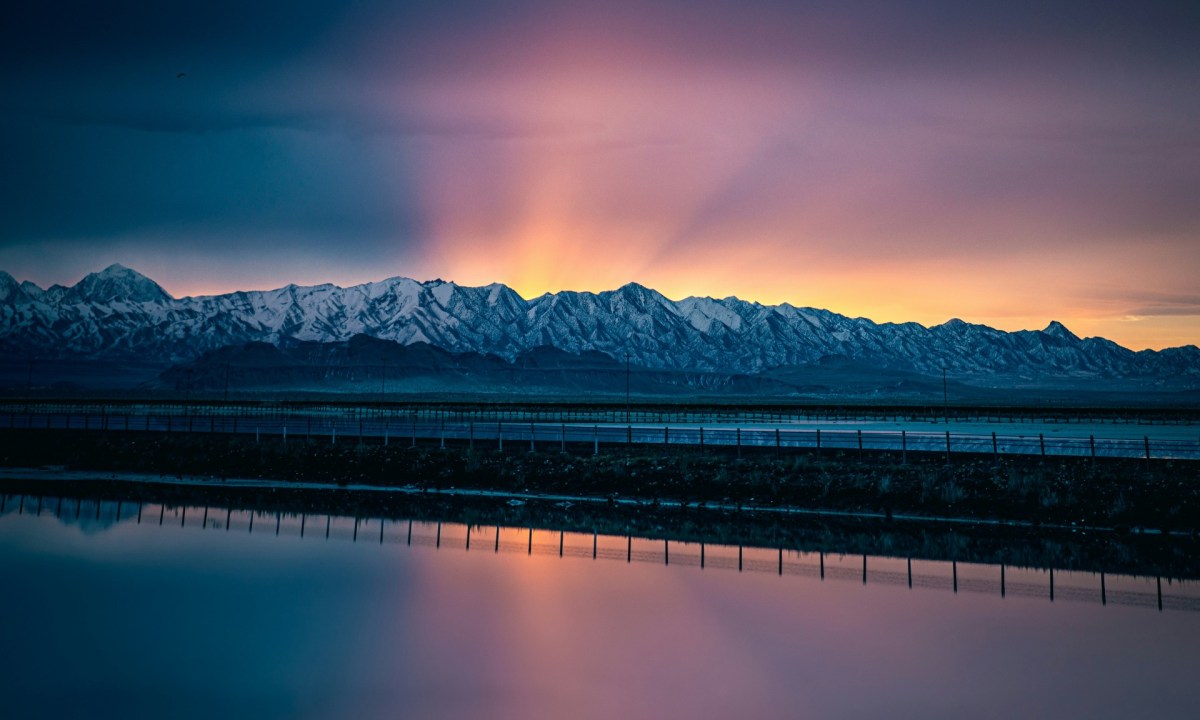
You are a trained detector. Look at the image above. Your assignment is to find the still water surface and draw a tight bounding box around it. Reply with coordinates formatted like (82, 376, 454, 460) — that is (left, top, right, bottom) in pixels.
(1, 498, 1197, 719)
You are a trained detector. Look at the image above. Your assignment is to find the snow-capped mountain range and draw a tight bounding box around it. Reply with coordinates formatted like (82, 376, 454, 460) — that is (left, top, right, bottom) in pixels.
(2, 264, 1197, 387)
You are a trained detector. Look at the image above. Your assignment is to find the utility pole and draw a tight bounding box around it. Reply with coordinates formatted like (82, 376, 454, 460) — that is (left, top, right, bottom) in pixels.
(23, 357, 34, 416)
(942, 367, 949, 425)
(381, 357, 388, 404)
(184, 368, 194, 417)
(624, 351, 631, 424)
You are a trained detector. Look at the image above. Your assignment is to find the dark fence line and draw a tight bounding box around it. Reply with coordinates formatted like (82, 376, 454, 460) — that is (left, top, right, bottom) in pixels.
(2, 400, 1197, 427)
(3, 412, 1197, 461)
(4, 495, 1194, 613)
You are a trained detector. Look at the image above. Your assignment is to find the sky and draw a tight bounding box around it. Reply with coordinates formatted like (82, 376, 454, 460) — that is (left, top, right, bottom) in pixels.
(1, 0, 1198, 350)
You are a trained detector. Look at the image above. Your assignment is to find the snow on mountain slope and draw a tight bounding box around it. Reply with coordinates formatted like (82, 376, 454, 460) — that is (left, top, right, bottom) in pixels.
(1, 265, 1197, 385)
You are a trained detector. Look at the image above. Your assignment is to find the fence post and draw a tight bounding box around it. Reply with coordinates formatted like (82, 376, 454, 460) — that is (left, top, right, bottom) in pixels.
(992, 431, 998, 462)
(469, 422, 474, 450)
(627, 425, 632, 448)
(498, 422, 503, 451)
(857, 429, 863, 453)
(945, 431, 951, 464)
(699, 426, 704, 450)
(1144, 436, 1150, 461)
(736, 428, 741, 458)
(901, 430, 907, 464)
(283, 426, 287, 446)
(593, 425, 598, 455)
(561, 423, 566, 452)
(1089, 435, 1095, 459)
(1039, 433, 1045, 458)
(816, 428, 821, 455)
(529, 422, 535, 452)
(776, 428, 781, 453)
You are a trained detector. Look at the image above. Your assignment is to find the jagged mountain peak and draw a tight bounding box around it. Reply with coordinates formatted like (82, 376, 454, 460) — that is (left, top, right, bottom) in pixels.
(2, 265, 1197, 388)
(1043, 320, 1080, 341)
(0, 271, 22, 303)
(68, 264, 170, 303)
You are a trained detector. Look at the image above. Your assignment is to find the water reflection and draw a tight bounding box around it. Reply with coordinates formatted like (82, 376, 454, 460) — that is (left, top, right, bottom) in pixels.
(4, 490, 1200, 719)
(3, 492, 1196, 614)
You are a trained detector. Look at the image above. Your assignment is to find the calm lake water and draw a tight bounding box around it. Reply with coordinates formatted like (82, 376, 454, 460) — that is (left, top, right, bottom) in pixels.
(2, 496, 1198, 719)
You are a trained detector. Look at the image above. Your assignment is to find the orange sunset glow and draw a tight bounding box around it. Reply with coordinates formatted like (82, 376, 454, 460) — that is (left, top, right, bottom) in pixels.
(2, 0, 1197, 351)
